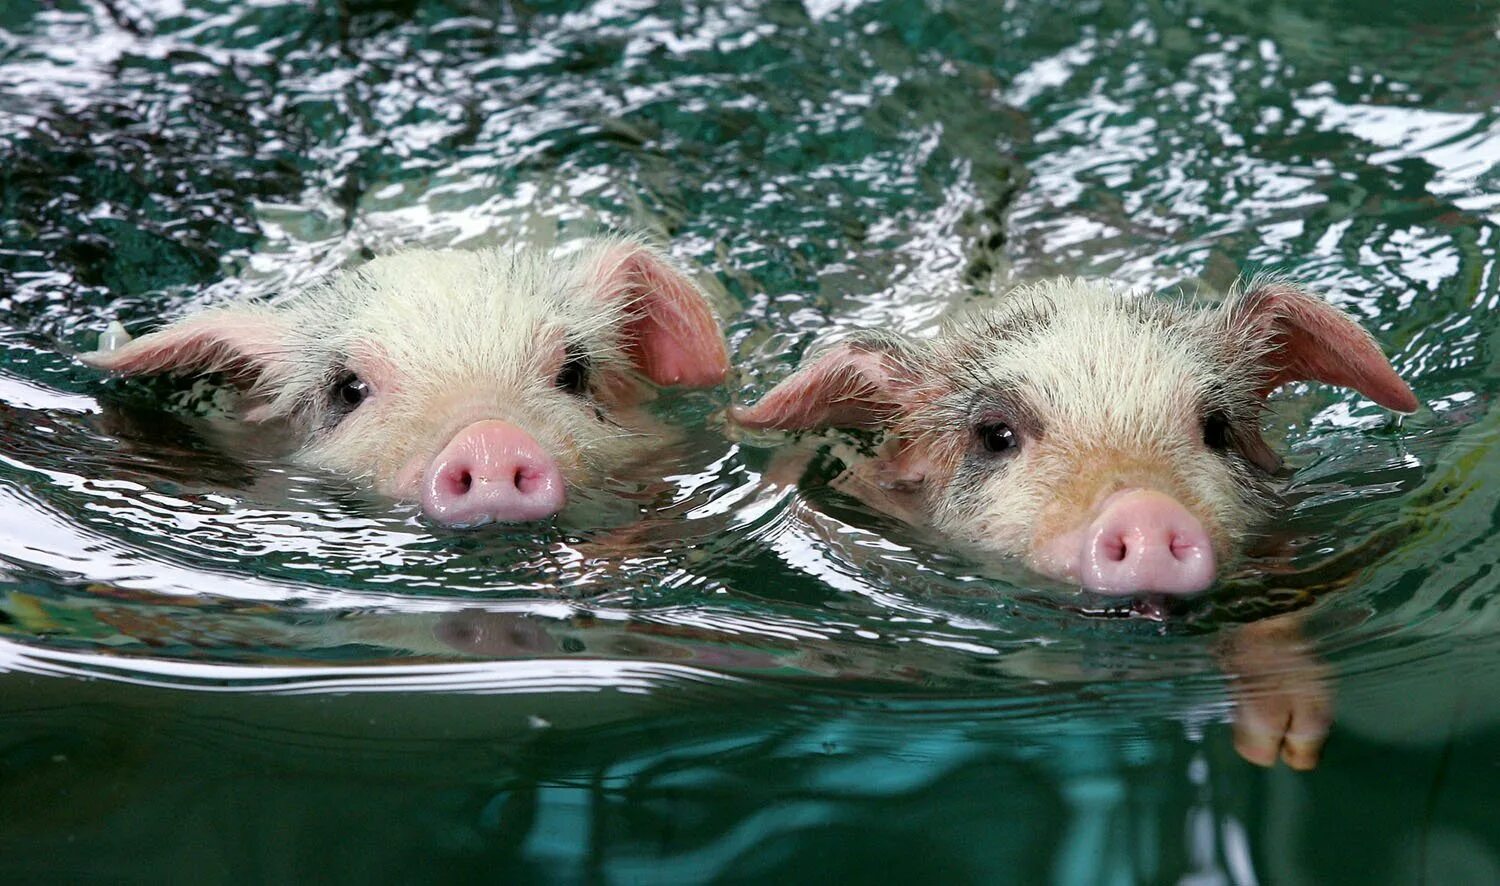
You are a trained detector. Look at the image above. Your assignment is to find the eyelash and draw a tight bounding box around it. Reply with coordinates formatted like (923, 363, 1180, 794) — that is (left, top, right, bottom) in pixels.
(556, 345, 590, 395)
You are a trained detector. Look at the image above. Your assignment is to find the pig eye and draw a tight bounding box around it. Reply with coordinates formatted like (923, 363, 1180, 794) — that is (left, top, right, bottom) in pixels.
(977, 421, 1017, 455)
(332, 371, 369, 411)
(1203, 411, 1232, 451)
(555, 347, 591, 395)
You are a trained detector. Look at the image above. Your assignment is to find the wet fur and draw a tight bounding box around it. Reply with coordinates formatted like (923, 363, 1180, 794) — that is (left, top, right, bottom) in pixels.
(751, 277, 1308, 566)
(86, 238, 707, 499)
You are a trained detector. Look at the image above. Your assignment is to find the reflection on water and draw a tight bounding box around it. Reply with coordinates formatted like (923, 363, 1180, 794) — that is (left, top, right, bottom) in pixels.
(1, 0, 1499, 881)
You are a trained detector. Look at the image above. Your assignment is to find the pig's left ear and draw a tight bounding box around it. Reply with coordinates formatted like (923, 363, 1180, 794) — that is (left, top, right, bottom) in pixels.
(586, 243, 729, 388)
(80, 308, 293, 387)
(732, 336, 920, 431)
(1229, 282, 1419, 414)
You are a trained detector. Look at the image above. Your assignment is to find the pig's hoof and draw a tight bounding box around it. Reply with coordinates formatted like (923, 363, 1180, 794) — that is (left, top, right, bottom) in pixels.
(1229, 658, 1333, 770)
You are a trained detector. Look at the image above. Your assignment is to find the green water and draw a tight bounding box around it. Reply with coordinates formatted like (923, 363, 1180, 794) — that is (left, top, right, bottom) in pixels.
(1, 0, 1498, 881)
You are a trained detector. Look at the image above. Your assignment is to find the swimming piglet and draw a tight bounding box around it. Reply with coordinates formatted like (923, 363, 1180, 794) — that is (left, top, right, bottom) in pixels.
(735, 277, 1417, 770)
(736, 277, 1416, 595)
(84, 238, 729, 527)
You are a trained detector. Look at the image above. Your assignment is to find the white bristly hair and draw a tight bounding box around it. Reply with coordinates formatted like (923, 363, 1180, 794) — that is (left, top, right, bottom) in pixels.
(886, 277, 1279, 561)
(303, 243, 646, 490)
(135, 237, 691, 498)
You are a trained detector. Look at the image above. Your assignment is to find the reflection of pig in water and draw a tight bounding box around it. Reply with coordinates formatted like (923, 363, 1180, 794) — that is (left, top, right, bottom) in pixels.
(736, 277, 1418, 769)
(83, 238, 729, 527)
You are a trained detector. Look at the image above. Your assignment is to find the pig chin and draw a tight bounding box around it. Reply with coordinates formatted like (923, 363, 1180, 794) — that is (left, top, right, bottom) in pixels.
(1029, 488, 1221, 597)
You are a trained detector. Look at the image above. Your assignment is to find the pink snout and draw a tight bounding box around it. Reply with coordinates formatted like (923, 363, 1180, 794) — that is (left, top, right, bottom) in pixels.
(1076, 489, 1216, 596)
(421, 420, 566, 527)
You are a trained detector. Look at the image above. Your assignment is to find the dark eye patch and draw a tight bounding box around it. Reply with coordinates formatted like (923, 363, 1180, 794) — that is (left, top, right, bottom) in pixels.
(556, 342, 591, 395)
(963, 385, 1042, 459)
(976, 420, 1018, 455)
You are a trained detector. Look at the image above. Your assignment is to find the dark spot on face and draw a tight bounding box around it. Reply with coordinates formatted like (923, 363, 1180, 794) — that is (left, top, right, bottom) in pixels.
(933, 387, 1037, 519)
(964, 385, 1044, 444)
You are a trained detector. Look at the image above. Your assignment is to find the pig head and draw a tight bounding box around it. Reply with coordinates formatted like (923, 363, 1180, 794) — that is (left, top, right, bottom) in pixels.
(83, 238, 729, 527)
(736, 277, 1417, 596)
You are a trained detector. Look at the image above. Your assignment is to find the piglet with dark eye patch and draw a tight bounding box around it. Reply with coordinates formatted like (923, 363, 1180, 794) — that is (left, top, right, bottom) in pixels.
(737, 276, 1416, 593)
(736, 276, 1417, 769)
(82, 238, 730, 527)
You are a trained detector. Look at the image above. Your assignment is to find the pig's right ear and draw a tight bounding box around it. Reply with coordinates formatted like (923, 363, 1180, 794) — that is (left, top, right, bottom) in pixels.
(733, 338, 918, 431)
(584, 242, 730, 389)
(1228, 281, 1419, 414)
(80, 308, 291, 385)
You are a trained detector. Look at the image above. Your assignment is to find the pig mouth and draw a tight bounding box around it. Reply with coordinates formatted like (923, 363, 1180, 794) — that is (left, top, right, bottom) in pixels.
(1032, 488, 1219, 597)
(1059, 594, 1179, 622)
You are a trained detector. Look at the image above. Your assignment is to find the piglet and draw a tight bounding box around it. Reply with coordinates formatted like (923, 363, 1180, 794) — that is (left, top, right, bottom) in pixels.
(736, 277, 1415, 593)
(83, 238, 729, 527)
(735, 277, 1418, 768)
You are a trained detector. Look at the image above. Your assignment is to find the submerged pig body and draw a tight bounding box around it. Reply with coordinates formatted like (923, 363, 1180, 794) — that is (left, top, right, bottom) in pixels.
(737, 278, 1417, 595)
(85, 239, 729, 526)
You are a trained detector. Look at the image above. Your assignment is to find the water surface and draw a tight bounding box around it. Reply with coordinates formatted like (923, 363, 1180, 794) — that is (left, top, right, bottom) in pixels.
(1, 0, 1498, 882)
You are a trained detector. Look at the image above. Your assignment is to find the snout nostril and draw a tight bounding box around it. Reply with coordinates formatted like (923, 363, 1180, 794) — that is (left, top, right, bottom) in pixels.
(422, 421, 567, 525)
(1077, 492, 1216, 595)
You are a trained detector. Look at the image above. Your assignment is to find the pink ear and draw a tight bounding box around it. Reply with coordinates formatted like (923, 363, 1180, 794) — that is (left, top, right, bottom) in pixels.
(586, 243, 728, 388)
(1233, 282, 1419, 414)
(80, 308, 290, 384)
(732, 339, 916, 430)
